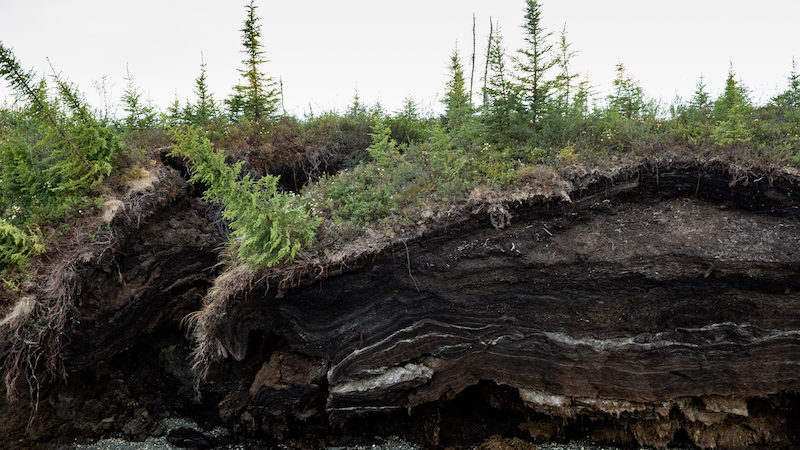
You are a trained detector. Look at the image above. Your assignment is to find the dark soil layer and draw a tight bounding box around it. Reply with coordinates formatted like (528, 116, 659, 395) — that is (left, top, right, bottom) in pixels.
(1, 161, 799, 449)
(210, 163, 800, 448)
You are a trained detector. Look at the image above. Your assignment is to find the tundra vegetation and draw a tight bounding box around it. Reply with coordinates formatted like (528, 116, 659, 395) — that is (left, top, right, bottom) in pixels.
(0, 0, 798, 284)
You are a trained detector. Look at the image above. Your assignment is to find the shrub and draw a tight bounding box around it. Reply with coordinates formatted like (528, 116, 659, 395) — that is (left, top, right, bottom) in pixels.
(0, 220, 44, 276)
(170, 127, 319, 269)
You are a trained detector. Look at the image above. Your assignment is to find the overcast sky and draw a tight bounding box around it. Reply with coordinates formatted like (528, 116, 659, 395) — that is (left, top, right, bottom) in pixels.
(0, 0, 798, 117)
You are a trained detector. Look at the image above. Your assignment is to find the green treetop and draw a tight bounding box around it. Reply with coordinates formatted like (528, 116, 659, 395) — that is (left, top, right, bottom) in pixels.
(713, 64, 751, 122)
(442, 46, 471, 128)
(608, 62, 645, 119)
(399, 95, 419, 121)
(121, 68, 156, 130)
(483, 27, 518, 145)
(516, 0, 555, 127)
(229, 0, 280, 121)
(552, 24, 579, 110)
(193, 54, 216, 125)
(711, 65, 752, 146)
(689, 75, 712, 117)
(772, 58, 800, 113)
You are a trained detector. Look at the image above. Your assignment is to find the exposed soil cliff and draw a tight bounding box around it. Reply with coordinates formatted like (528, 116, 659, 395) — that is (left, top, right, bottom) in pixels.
(1, 159, 798, 449)
(196, 161, 800, 448)
(0, 167, 225, 446)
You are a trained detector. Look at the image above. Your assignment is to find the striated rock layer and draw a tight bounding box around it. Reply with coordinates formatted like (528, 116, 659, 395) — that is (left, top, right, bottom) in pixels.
(210, 164, 800, 448)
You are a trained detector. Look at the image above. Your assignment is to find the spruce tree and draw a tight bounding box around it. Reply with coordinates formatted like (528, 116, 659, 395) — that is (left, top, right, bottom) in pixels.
(772, 58, 800, 113)
(712, 64, 752, 145)
(166, 94, 184, 125)
(688, 75, 712, 118)
(675, 75, 714, 145)
(121, 68, 156, 130)
(442, 46, 471, 128)
(193, 53, 216, 126)
(0, 42, 86, 165)
(399, 95, 419, 120)
(232, 0, 279, 121)
(516, 0, 555, 127)
(553, 24, 578, 110)
(608, 63, 645, 119)
(483, 27, 517, 144)
(346, 90, 367, 117)
(170, 127, 319, 269)
(713, 64, 751, 122)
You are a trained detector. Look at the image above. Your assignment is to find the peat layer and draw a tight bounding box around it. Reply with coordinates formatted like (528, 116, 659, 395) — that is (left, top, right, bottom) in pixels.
(0, 158, 798, 449)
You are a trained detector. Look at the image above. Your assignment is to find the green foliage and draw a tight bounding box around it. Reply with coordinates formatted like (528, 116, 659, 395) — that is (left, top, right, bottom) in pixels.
(712, 101, 752, 146)
(516, 0, 555, 127)
(772, 58, 800, 121)
(713, 65, 751, 122)
(0, 43, 118, 211)
(608, 63, 645, 119)
(121, 68, 157, 130)
(229, 0, 280, 121)
(711, 66, 753, 146)
(689, 75, 713, 117)
(0, 220, 44, 274)
(483, 28, 519, 146)
(305, 125, 548, 229)
(367, 120, 401, 167)
(552, 25, 579, 111)
(0, 43, 121, 277)
(192, 55, 217, 126)
(673, 76, 714, 145)
(387, 97, 430, 145)
(442, 48, 472, 129)
(170, 127, 319, 269)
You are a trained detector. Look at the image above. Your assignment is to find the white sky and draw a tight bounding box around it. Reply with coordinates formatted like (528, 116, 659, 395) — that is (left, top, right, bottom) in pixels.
(0, 0, 798, 117)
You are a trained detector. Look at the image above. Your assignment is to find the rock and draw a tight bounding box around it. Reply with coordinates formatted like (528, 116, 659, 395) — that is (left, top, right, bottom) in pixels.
(476, 435, 537, 450)
(166, 427, 216, 448)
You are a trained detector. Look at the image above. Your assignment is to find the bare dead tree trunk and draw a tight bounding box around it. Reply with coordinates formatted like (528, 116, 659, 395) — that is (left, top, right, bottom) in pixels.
(279, 76, 286, 116)
(483, 17, 493, 114)
(469, 13, 476, 105)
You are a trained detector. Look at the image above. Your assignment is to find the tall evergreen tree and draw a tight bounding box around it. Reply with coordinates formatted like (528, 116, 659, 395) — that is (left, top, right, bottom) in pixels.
(442, 47, 471, 128)
(772, 58, 800, 113)
(688, 75, 711, 117)
(608, 63, 645, 119)
(121, 67, 156, 130)
(674, 75, 714, 145)
(712, 64, 752, 145)
(166, 94, 185, 125)
(713, 63, 751, 122)
(399, 95, 419, 120)
(193, 53, 216, 125)
(553, 24, 578, 110)
(483, 27, 517, 144)
(230, 0, 279, 121)
(346, 90, 367, 117)
(516, 0, 555, 127)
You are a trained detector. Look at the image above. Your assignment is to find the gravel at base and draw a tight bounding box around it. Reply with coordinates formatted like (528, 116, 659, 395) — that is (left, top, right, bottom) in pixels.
(72, 422, 665, 450)
(72, 437, 662, 450)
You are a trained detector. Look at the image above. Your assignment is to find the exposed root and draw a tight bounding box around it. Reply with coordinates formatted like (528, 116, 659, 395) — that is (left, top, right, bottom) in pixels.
(0, 167, 180, 413)
(1, 259, 77, 411)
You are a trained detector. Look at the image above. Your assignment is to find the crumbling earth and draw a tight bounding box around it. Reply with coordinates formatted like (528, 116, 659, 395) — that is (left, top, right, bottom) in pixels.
(1, 159, 798, 449)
